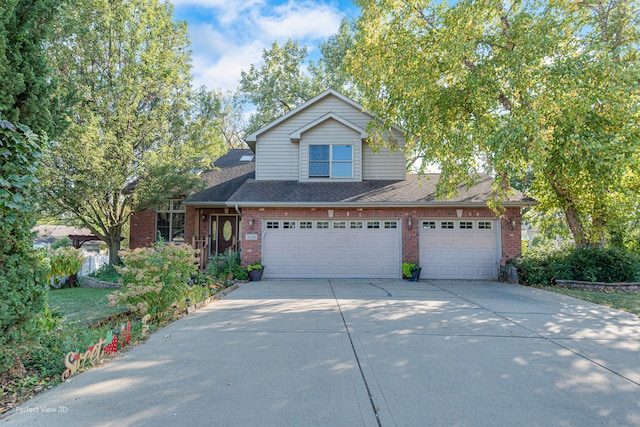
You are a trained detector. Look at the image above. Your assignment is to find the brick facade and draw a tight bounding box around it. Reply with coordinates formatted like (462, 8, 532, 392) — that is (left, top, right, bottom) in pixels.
(132, 204, 524, 274)
(129, 209, 156, 248)
(239, 206, 522, 268)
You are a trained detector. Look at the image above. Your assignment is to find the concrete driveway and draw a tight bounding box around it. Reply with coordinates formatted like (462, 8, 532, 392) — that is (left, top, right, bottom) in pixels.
(3, 280, 640, 427)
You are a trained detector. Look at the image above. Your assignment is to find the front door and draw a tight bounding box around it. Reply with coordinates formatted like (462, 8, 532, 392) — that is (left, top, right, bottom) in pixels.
(212, 215, 238, 255)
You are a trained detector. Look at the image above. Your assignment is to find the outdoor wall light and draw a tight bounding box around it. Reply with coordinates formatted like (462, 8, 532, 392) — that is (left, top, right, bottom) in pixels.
(407, 218, 412, 229)
(202, 214, 206, 221)
(249, 218, 254, 229)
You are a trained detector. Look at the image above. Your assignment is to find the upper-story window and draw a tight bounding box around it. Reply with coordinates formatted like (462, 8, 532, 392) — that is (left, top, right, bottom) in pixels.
(156, 199, 185, 243)
(309, 144, 353, 178)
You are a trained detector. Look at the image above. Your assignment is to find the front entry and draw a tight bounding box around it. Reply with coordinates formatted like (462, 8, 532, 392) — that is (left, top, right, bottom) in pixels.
(210, 215, 239, 256)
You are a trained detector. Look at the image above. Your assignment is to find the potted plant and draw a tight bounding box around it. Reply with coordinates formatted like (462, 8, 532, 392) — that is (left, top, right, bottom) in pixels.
(402, 262, 421, 282)
(247, 262, 264, 281)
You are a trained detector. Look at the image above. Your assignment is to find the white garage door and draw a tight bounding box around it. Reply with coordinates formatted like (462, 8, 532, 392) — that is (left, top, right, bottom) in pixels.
(262, 219, 401, 279)
(419, 219, 499, 280)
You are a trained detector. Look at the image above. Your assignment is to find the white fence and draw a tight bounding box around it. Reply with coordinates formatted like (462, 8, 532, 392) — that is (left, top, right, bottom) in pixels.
(79, 254, 109, 277)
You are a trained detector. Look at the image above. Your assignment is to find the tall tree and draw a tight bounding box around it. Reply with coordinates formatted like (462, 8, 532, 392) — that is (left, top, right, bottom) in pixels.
(0, 0, 62, 136)
(347, 0, 640, 248)
(239, 39, 316, 134)
(41, 0, 226, 264)
(308, 18, 359, 99)
(0, 0, 61, 372)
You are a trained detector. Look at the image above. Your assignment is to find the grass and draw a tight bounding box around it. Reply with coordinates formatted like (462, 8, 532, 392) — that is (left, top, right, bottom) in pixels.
(541, 286, 640, 317)
(48, 287, 128, 327)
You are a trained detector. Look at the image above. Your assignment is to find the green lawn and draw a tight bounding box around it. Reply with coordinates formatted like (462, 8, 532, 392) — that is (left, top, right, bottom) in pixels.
(48, 287, 128, 327)
(542, 286, 640, 317)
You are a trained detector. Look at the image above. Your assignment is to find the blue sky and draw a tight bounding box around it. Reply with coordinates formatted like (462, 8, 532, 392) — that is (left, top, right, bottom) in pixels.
(169, 0, 360, 92)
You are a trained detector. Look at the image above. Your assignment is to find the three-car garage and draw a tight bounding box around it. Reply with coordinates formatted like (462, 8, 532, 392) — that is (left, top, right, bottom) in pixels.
(260, 217, 500, 280)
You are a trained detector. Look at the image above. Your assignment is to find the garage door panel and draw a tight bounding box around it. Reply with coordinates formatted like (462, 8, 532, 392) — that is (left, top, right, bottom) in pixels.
(420, 220, 498, 280)
(264, 221, 400, 279)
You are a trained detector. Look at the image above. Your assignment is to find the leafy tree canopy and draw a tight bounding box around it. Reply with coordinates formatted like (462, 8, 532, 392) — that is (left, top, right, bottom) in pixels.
(239, 39, 316, 134)
(41, 0, 226, 264)
(238, 24, 360, 135)
(347, 0, 640, 248)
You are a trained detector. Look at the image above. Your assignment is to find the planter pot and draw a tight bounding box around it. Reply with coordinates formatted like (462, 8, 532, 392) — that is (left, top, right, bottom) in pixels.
(407, 268, 421, 282)
(248, 268, 264, 281)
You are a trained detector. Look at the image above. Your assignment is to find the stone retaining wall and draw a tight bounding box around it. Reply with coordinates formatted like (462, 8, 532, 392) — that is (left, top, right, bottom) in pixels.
(554, 280, 640, 293)
(80, 276, 122, 289)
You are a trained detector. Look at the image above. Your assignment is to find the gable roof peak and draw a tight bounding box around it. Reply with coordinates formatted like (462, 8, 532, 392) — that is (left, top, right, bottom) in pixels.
(245, 89, 365, 144)
(290, 111, 368, 142)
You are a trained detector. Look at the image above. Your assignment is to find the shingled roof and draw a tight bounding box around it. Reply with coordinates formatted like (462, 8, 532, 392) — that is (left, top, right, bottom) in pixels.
(225, 174, 530, 207)
(184, 150, 531, 208)
(184, 149, 255, 205)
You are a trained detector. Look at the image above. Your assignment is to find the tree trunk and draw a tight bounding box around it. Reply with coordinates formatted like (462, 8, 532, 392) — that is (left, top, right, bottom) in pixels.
(563, 206, 588, 249)
(106, 228, 122, 265)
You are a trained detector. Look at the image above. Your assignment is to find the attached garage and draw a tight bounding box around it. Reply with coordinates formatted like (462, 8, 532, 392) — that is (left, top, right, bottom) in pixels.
(419, 219, 499, 280)
(262, 219, 401, 279)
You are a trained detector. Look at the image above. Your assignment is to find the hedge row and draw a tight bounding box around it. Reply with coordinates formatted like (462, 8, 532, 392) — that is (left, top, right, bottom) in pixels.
(512, 247, 640, 286)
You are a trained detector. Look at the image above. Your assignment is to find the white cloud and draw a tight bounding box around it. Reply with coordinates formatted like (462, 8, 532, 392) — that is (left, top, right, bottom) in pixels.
(257, 2, 343, 40)
(172, 0, 345, 92)
(171, 0, 265, 25)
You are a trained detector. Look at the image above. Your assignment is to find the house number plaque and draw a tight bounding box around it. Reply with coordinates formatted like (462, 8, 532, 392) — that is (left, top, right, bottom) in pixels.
(245, 234, 258, 240)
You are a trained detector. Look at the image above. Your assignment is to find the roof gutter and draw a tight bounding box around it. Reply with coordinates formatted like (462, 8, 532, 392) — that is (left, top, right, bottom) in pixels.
(225, 201, 536, 209)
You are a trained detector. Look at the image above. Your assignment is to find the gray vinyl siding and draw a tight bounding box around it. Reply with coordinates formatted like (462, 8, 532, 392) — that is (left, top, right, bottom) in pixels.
(363, 128, 407, 180)
(256, 94, 405, 181)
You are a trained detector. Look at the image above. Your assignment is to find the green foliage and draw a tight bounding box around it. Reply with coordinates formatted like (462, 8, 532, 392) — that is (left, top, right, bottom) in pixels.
(348, 0, 640, 247)
(110, 242, 197, 320)
(40, 0, 226, 265)
(239, 39, 317, 134)
(0, 120, 49, 373)
(51, 236, 72, 250)
(88, 263, 122, 283)
(0, 0, 63, 137)
(402, 262, 419, 278)
(308, 18, 359, 99)
(513, 247, 640, 286)
(207, 250, 248, 281)
(247, 262, 263, 272)
(48, 246, 85, 282)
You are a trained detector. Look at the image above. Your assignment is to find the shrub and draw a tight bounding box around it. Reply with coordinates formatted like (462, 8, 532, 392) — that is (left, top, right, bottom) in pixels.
(0, 121, 49, 373)
(513, 246, 640, 286)
(51, 237, 72, 250)
(48, 246, 85, 284)
(207, 250, 248, 281)
(88, 263, 121, 283)
(110, 242, 197, 320)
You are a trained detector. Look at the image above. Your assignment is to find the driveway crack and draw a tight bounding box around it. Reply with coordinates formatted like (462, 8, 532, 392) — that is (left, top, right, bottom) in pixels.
(329, 280, 383, 427)
(431, 282, 640, 389)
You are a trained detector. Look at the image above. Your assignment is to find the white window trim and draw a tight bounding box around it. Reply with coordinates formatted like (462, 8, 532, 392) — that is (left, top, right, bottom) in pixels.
(156, 199, 185, 243)
(309, 144, 353, 179)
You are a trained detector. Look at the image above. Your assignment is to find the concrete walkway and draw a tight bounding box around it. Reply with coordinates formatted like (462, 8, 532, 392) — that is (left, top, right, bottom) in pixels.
(3, 280, 640, 426)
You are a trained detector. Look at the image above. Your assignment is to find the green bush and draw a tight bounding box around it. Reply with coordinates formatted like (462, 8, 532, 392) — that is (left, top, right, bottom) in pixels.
(207, 250, 248, 281)
(48, 246, 85, 284)
(51, 237, 72, 250)
(110, 242, 197, 320)
(88, 263, 121, 283)
(513, 246, 640, 286)
(0, 121, 49, 373)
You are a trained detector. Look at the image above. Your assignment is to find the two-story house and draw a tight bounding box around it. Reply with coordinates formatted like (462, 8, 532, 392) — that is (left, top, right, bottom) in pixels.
(130, 89, 529, 279)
